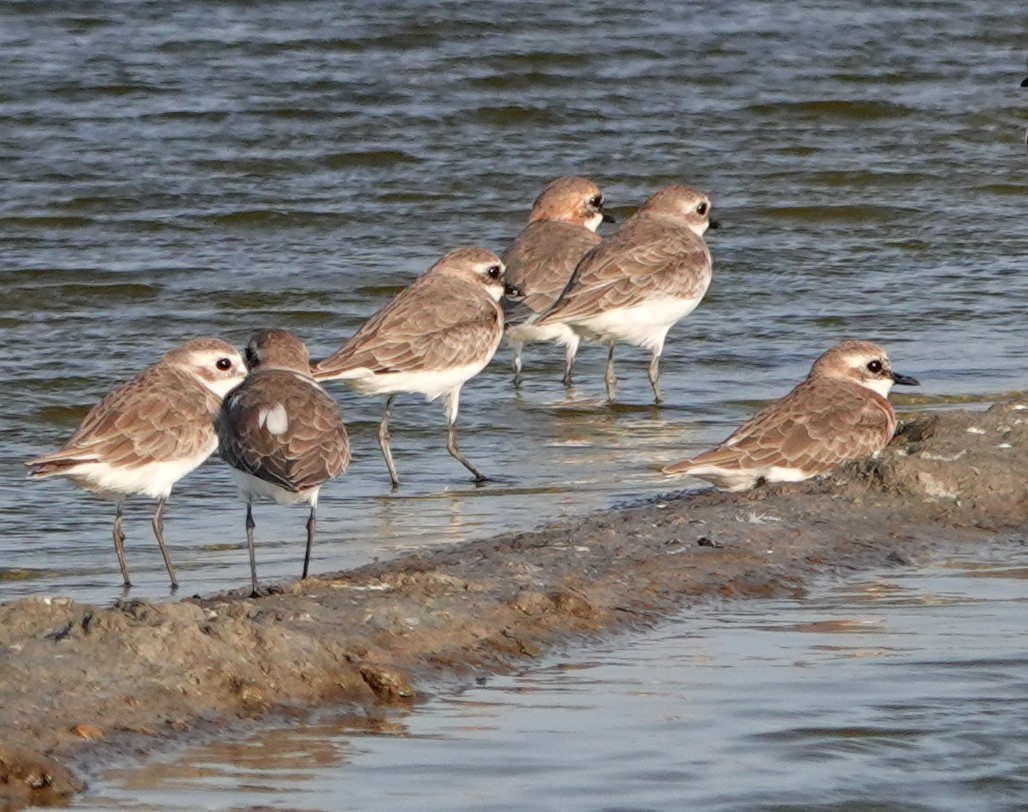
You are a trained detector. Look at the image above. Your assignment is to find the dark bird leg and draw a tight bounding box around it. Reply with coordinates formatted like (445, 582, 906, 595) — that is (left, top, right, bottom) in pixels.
(113, 502, 131, 588)
(605, 343, 617, 401)
(302, 504, 316, 580)
(445, 390, 489, 483)
(378, 395, 400, 490)
(648, 352, 663, 404)
(246, 502, 259, 598)
(151, 497, 178, 590)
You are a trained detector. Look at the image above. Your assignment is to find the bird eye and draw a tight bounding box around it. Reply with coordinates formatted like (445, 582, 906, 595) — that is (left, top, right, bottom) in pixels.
(867, 360, 883, 373)
(486, 264, 502, 280)
(696, 202, 709, 216)
(590, 194, 604, 209)
(216, 357, 233, 371)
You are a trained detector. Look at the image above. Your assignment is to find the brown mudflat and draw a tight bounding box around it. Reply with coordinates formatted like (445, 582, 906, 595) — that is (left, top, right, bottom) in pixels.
(0, 401, 1025, 810)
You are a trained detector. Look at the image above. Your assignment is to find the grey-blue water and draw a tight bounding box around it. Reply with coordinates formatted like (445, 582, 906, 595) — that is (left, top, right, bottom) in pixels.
(2, 2, 1025, 808)
(2, 0, 1024, 604)
(68, 546, 1028, 812)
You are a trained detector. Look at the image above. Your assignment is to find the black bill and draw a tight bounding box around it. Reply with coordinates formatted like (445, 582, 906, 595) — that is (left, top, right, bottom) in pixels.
(504, 281, 525, 299)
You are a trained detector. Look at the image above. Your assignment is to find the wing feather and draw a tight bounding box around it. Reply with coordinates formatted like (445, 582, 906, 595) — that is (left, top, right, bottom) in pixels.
(218, 370, 350, 493)
(314, 276, 501, 378)
(538, 217, 711, 325)
(28, 364, 219, 473)
(666, 379, 895, 477)
(501, 222, 601, 323)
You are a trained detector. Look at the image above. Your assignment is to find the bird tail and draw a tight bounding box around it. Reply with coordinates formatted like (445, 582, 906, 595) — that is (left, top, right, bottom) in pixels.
(502, 297, 537, 329)
(662, 458, 699, 476)
(25, 453, 94, 479)
(663, 445, 742, 476)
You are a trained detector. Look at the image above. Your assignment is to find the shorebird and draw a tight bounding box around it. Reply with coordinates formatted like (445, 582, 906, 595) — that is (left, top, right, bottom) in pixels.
(501, 176, 614, 387)
(312, 246, 522, 488)
(218, 329, 350, 596)
(26, 337, 247, 589)
(663, 340, 920, 491)
(534, 184, 716, 403)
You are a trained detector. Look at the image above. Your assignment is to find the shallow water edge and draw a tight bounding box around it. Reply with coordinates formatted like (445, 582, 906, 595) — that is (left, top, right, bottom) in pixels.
(0, 400, 1025, 810)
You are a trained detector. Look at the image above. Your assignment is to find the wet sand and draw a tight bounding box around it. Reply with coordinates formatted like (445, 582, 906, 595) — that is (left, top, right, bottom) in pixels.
(1, 401, 1025, 810)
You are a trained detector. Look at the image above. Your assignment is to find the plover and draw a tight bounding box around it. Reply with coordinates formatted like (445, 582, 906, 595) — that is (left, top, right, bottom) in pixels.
(26, 337, 246, 589)
(501, 176, 614, 387)
(663, 340, 920, 491)
(312, 246, 522, 488)
(217, 329, 350, 596)
(535, 184, 716, 403)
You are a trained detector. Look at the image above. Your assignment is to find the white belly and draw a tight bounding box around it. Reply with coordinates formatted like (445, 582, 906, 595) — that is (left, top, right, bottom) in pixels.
(230, 469, 320, 507)
(61, 441, 217, 500)
(333, 358, 493, 401)
(682, 463, 812, 492)
(570, 294, 706, 352)
(506, 320, 579, 349)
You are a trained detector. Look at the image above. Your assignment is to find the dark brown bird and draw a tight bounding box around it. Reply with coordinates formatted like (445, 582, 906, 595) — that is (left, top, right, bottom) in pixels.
(218, 329, 350, 596)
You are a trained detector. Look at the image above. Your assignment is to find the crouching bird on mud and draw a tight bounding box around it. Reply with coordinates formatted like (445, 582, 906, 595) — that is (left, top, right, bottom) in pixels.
(26, 338, 247, 590)
(663, 340, 919, 491)
(217, 329, 350, 597)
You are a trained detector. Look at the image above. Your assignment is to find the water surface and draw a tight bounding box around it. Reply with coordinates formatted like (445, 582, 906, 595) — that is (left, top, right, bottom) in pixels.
(0, 0, 1025, 602)
(69, 544, 1028, 811)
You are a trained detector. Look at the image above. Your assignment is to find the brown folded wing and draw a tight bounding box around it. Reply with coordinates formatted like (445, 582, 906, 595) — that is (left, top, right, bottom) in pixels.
(313, 275, 501, 378)
(218, 370, 350, 493)
(539, 218, 711, 324)
(502, 221, 602, 321)
(681, 378, 896, 475)
(28, 364, 220, 473)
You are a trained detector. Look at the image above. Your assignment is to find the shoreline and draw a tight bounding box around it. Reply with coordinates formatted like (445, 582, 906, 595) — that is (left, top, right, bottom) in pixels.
(1, 400, 1025, 810)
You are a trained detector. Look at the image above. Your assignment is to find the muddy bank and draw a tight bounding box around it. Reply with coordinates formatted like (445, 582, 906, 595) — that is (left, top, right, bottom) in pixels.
(1, 401, 1025, 809)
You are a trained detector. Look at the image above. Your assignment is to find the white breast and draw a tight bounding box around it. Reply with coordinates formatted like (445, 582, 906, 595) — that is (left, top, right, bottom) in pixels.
(506, 321, 580, 349)
(569, 293, 707, 352)
(61, 441, 217, 500)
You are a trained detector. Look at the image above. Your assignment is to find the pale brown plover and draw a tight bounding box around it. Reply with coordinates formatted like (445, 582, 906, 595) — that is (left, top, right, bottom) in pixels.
(217, 329, 350, 597)
(26, 337, 246, 589)
(535, 184, 716, 403)
(501, 176, 614, 387)
(312, 246, 522, 489)
(663, 340, 920, 491)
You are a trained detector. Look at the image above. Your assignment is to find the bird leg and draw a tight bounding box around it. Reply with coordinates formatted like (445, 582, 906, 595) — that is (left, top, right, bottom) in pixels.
(648, 353, 663, 404)
(302, 505, 316, 580)
(448, 424, 489, 483)
(378, 395, 400, 490)
(445, 390, 489, 483)
(151, 497, 178, 590)
(246, 502, 259, 598)
(605, 343, 617, 401)
(113, 503, 131, 588)
(511, 342, 524, 388)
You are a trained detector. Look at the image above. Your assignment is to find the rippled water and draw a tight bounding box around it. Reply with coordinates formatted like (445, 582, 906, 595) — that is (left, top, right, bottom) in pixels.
(68, 545, 1028, 812)
(1, 2, 1025, 603)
